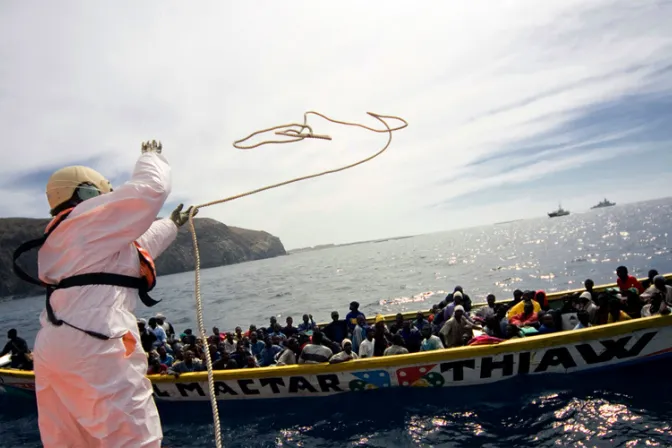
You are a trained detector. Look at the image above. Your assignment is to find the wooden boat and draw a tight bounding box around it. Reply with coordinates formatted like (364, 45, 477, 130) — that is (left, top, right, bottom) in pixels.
(1, 274, 671, 402)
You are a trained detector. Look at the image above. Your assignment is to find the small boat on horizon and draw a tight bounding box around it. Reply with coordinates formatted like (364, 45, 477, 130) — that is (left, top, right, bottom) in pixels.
(548, 203, 570, 218)
(591, 198, 616, 209)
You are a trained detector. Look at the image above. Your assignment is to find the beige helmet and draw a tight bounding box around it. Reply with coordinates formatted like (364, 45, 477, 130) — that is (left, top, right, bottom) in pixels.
(45, 166, 113, 213)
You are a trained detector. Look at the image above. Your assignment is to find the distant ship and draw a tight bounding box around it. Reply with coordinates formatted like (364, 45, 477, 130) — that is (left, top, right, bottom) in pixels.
(548, 203, 570, 218)
(591, 198, 616, 209)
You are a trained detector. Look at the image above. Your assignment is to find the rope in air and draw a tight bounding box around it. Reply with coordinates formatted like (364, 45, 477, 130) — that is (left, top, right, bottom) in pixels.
(185, 111, 408, 448)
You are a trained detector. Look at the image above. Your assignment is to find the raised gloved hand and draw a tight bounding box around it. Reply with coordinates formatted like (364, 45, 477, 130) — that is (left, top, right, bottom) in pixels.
(141, 140, 163, 154)
(170, 203, 198, 227)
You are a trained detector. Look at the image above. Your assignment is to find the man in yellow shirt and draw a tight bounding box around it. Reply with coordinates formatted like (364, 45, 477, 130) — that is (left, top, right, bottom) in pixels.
(507, 291, 541, 319)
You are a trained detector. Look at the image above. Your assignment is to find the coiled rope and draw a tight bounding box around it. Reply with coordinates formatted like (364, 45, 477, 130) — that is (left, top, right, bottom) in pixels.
(186, 111, 408, 448)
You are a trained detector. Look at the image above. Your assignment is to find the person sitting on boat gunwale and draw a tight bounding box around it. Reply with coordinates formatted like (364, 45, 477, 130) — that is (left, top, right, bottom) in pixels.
(616, 266, 645, 294)
(1, 329, 32, 370)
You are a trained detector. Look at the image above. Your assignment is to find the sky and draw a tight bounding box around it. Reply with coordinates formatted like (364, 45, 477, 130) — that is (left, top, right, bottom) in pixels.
(1, 1, 671, 250)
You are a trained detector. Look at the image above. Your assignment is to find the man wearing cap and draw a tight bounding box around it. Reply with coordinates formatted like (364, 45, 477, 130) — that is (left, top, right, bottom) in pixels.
(155, 313, 175, 342)
(576, 292, 598, 323)
(30, 141, 197, 447)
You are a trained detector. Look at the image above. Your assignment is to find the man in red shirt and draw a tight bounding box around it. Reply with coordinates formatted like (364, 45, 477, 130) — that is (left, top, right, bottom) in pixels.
(616, 266, 644, 294)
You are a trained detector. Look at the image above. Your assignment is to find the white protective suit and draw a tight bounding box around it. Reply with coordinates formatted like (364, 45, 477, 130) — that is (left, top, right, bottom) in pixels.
(33, 151, 177, 448)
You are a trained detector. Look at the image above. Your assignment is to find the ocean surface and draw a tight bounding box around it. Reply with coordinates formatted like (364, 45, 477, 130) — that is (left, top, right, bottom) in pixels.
(1, 197, 672, 447)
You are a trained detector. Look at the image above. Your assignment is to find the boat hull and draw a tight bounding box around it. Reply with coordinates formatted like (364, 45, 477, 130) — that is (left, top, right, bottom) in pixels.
(2, 316, 671, 402)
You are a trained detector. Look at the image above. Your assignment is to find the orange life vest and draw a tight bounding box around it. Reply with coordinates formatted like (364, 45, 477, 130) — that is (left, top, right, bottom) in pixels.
(13, 207, 161, 340)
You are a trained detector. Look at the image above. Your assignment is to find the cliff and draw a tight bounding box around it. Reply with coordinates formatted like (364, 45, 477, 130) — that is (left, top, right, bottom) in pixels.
(0, 217, 286, 298)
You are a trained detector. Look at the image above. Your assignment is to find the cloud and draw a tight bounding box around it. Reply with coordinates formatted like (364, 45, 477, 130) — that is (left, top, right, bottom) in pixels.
(1, 0, 671, 248)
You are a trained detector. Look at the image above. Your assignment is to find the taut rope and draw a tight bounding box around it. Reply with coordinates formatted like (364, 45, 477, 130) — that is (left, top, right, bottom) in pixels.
(186, 111, 408, 448)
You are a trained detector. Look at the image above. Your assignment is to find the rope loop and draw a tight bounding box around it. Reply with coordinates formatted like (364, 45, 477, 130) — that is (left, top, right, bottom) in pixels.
(186, 111, 407, 448)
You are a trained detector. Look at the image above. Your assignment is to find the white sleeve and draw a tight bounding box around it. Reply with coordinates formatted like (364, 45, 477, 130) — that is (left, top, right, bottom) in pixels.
(136, 218, 179, 260)
(56, 152, 172, 258)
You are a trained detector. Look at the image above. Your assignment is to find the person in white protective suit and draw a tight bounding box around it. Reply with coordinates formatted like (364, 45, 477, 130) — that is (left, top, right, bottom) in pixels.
(16, 141, 197, 447)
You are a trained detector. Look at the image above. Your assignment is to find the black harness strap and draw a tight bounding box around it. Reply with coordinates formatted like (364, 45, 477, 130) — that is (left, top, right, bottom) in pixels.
(12, 211, 161, 341)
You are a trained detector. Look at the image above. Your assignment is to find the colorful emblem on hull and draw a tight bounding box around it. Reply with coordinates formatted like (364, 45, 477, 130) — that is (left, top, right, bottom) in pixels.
(348, 370, 392, 391)
(396, 364, 444, 387)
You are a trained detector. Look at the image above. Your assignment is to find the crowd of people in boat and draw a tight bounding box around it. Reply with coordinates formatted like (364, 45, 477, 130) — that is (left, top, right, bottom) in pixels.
(2, 266, 671, 373)
(134, 266, 672, 375)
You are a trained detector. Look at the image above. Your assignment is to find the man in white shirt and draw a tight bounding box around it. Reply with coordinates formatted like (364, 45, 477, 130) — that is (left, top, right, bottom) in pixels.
(298, 331, 333, 364)
(222, 333, 237, 354)
(358, 328, 375, 358)
(276, 338, 299, 366)
(148, 318, 167, 348)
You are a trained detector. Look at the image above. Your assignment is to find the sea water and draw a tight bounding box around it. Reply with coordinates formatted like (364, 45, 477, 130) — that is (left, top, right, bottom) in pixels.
(1, 198, 671, 447)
